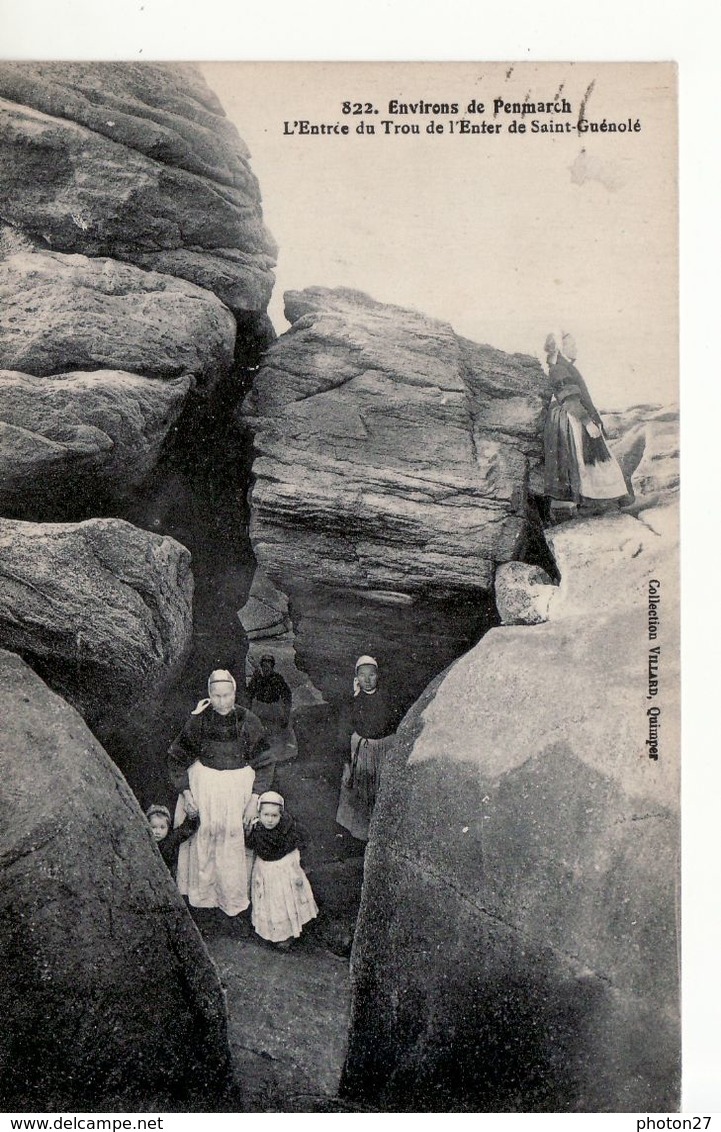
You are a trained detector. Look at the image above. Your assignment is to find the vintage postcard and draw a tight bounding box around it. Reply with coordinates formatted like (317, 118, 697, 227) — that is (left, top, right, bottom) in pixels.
(0, 60, 680, 1115)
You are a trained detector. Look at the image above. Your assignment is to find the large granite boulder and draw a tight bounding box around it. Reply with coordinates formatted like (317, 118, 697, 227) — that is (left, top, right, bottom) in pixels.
(244, 287, 550, 598)
(342, 496, 679, 1111)
(0, 250, 237, 381)
(0, 369, 190, 515)
(0, 64, 276, 523)
(0, 649, 229, 1110)
(0, 66, 276, 315)
(494, 560, 555, 625)
(0, 61, 254, 189)
(0, 517, 193, 716)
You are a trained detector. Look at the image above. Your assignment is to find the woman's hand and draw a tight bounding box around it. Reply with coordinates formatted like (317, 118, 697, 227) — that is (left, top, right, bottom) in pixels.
(183, 789, 199, 818)
(585, 422, 602, 439)
(243, 794, 259, 832)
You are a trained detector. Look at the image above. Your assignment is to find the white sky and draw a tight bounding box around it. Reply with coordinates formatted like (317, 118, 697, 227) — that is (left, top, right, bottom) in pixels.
(204, 61, 677, 412)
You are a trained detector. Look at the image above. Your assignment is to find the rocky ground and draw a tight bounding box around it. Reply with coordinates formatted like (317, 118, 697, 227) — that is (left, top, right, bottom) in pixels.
(205, 931, 351, 1112)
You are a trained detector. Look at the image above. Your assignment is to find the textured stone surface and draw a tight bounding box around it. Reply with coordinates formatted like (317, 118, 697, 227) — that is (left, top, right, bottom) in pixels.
(0, 369, 190, 514)
(494, 561, 556, 625)
(0, 62, 254, 189)
(0, 250, 236, 382)
(0, 68, 276, 314)
(238, 567, 291, 639)
(343, 497, 679, 1112)
(0, 517, 193, 715)
(0, 64, 276, 520)
(0, 649, 229, 1110)
(607, 403, 679, 509)
(244, 287, 550, 597)
(208, 933, 350, 1110)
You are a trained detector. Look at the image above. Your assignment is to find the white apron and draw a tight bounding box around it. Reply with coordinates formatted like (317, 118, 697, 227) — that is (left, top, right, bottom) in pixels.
(251, 849, 318, 942)
(175, 761, 255, 916)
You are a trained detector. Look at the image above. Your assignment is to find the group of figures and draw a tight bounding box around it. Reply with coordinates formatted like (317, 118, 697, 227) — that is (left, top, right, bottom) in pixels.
(145, 654, 399, 951)
(144, 333, 623, 951)
(146, 663, 316, 950)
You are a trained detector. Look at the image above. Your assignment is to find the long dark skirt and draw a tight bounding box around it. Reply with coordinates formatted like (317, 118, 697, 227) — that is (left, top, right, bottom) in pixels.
(335, 732, 394, 842)
(544, 404, 627, 503)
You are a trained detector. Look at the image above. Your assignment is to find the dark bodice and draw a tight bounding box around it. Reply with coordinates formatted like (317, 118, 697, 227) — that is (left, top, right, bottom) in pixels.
(351, 687, 397, 740)
(245, 812, 304, 862)
(167, 705, 269, 792)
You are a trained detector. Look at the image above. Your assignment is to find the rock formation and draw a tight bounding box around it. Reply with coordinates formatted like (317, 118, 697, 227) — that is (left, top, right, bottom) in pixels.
(0, 649, 229, 1110)
(242, 286, 548, 706)
(0, 370, 191, 516)
(0, 61, 275, 515)
(494, 560, 556, 625)
(0, 249, 236, 382)
(0, 60, 275, 710)
(244, 286, 549, 598)
(341, 436, 680, 1111)
(0, 64, 276, 1109)
(0, 517, 193, 719)
(0, 63, 277, 316)
(608, 403, 680, 511)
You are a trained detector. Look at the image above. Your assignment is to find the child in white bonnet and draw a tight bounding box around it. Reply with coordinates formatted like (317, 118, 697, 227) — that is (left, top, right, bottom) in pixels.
(245, 791, 318, 950)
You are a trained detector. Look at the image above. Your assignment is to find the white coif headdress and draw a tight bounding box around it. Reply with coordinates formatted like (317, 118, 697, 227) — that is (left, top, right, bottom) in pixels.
(353, 655, 378, 696)
(544, 329, 565, 360)
(258, 790, 285, 810)
(191, 669, 237, 715)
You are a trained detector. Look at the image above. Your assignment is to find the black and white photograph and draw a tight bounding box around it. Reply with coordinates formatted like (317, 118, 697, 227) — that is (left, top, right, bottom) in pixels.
(0, 53, 684, 1116)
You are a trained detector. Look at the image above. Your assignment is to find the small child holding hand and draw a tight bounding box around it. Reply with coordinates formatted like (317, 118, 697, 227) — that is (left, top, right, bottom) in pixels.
(146, 803, 200, 878)
(245, 791, 318, 950)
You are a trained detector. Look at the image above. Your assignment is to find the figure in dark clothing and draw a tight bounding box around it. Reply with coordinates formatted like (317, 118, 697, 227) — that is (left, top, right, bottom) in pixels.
(335, 655, 403, 842)
(247, 654, 293, 736)
(543, 330, 628, 511)
(146, 803, 200, 877)
(167, 669, 273, 919)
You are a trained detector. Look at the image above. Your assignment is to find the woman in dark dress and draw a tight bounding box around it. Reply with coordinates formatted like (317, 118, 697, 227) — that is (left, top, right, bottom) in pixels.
(543, 330, 628, 510)
(335, 655, 399, 842)
(167, 669, 272, 918)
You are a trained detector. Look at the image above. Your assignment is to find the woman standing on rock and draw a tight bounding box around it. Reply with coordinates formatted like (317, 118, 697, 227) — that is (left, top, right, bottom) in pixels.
(335, 655, 400, 843)
(543, 330, 629, 515)
(168, 669, 273, 923)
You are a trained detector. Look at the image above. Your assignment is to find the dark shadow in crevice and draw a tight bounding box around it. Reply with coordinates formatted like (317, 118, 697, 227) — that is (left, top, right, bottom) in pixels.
(517, 493, 561, 583)
(92, 365, 261, 811)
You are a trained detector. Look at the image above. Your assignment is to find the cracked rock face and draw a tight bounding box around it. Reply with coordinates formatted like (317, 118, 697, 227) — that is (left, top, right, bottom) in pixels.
(0, 649, 229, 1110)
(244, 287, 550, 598)
(0, 517, 193, 717)
(0, 369, 191, 517)
(0, 249, 237, 382)
(343, 489, 679, 1112)
(0, 63, 275, 514)
(0, 64, 276, 315)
